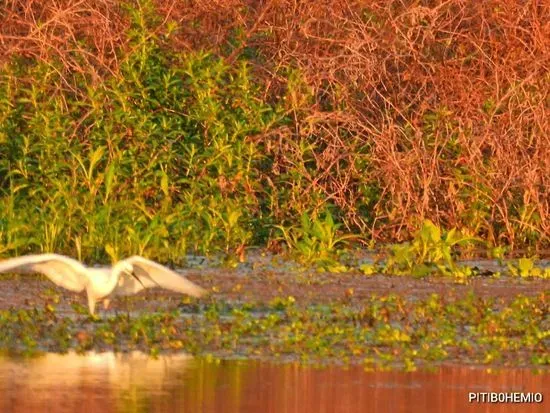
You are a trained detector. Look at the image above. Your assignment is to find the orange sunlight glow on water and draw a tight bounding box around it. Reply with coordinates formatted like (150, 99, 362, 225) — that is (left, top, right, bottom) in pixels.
(0, 352, 547, 413)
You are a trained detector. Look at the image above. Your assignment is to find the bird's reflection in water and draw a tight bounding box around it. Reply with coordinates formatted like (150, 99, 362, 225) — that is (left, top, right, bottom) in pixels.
(0, 353, 548, 413)
(0, 352, 195, 412)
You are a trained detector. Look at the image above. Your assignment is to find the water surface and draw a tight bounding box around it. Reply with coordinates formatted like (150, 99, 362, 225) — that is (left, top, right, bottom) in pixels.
(0, 352, 547, 413)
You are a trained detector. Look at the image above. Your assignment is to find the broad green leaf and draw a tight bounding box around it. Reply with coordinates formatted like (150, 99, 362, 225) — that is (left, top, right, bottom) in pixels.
(160, 170, 169, 197)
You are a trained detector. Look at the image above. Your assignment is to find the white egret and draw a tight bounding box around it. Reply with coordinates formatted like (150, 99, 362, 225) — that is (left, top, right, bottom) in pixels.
(0, 254, 207, 314)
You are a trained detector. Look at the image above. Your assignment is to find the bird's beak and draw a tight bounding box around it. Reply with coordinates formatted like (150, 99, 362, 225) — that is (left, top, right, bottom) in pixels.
(128, 270, 146, 289)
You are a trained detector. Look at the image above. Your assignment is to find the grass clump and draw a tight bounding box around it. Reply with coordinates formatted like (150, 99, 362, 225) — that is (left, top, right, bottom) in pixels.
(275, 209, 358, 271)
(382, 220, 480, 279)
(507, 258, 550, 279)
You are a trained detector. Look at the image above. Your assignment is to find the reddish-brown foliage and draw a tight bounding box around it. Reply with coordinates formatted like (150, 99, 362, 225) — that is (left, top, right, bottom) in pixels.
(0, 0, 128, 81)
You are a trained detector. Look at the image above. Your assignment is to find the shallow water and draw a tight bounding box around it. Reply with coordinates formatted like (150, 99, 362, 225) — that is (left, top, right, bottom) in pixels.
(0, 353, 547, 413)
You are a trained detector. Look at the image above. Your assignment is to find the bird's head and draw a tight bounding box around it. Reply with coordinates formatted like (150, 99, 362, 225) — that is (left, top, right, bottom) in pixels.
(112, 260, 134, 278)
(115, 260, 146, 289)
(119, 261, 134, 275)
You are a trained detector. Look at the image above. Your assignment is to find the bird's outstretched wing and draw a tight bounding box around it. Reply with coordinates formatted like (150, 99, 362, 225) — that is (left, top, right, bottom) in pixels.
(0, 253, 88, 292)
(117, 256, 207, 297)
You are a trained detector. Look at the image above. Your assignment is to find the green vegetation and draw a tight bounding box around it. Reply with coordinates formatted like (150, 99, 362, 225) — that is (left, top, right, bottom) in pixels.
(0, 3, 284, 262)
(354, 220, 547, 281)
(382, 220, 479, 279)
(0, 293, 547, 369)
(507, 258, 550, 279)
(275, 210, 357, 271)
(1, 0, 548, 263)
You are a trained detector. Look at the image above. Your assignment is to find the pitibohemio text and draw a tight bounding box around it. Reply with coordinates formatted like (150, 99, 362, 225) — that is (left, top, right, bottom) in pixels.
(468, 393, 543, 403)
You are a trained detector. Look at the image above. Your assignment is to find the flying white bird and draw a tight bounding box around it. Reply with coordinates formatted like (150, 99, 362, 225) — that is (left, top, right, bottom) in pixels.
(0, 254, 207, 314)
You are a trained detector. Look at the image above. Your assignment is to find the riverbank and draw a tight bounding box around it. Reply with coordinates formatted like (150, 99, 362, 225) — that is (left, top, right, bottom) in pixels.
(0, 255, 548, 370)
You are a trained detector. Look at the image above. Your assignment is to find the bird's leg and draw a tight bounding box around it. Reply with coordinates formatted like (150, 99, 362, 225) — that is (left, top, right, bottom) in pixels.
(124, 296, 131, 319)
(102, 298, 112, 318)
(87, 294, 96, 316)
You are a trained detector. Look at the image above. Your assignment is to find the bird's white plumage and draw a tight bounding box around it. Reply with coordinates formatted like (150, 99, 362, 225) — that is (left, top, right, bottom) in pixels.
(121, 256, 206, 297)
(0, 254, 88, 292)
(0, 254, 207, 314)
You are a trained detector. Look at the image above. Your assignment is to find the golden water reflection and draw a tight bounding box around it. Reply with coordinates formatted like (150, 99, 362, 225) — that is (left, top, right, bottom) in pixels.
(0, 352, 547, 413)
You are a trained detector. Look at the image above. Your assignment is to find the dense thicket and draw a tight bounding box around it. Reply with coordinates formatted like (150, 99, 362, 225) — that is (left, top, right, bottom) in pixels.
(1, 0, 548, 260)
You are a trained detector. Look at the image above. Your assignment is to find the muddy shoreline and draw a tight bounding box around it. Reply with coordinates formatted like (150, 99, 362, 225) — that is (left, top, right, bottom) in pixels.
(0, 267, 548, 314)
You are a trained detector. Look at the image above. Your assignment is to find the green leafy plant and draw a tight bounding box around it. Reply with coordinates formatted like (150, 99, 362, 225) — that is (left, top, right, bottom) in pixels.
(275, 209, 358, 271)
(384, 220, 480, 277)
(359, 263, 377, 276)
(507, 258, 550, 279)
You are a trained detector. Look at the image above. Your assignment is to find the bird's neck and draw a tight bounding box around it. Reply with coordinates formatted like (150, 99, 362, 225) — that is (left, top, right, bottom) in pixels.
(107, 261, 129, 292)
(93, 262, 126, 298)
